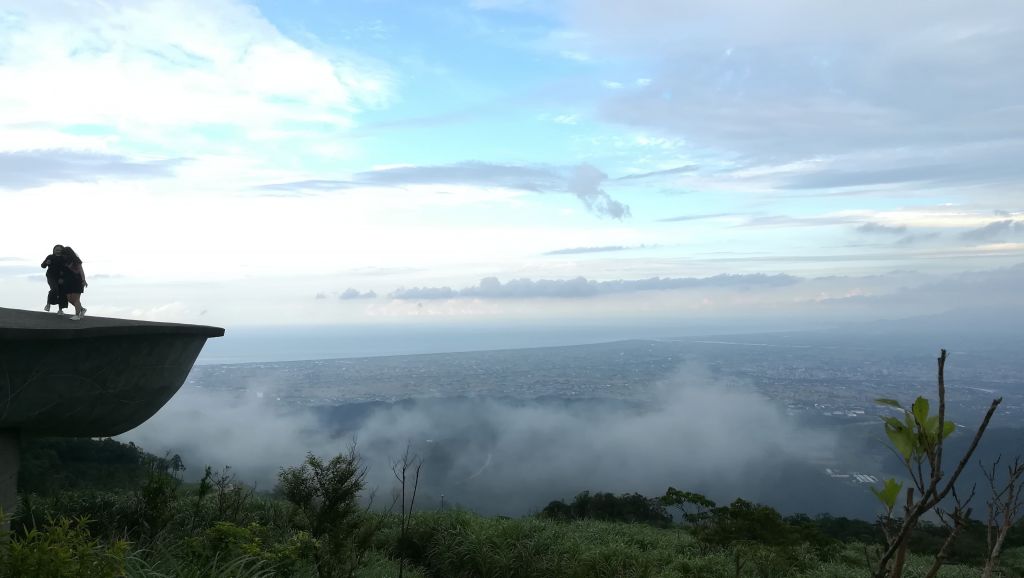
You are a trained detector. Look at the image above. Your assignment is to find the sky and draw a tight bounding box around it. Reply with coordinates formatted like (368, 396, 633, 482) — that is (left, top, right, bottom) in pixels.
(1, 0, 1023, 327)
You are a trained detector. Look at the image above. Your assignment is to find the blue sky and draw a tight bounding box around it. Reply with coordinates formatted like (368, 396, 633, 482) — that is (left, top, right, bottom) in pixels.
(0, 0, 1022, 326)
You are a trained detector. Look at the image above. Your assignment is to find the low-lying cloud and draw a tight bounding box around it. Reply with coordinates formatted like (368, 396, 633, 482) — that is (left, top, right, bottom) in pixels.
(614, 165, 698, 181)
(740, 215, 860, 229)
(0, 150, 183, 190)
(543, 245, 629, 255)
(962, 220, 1024, 242)
(340, 288, 378, 300)
(121, 365, 838, 516)
(259, 161, 631, 219)
(857, 222, 908, 235)
(389, 273, 800, 300)
(315, 289, 378, 300)
(658, 212, 736, 223)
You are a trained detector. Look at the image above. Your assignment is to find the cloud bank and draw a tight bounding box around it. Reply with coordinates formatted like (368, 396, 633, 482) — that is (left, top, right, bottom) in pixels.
(857, 223, 908, 235)
(389, 273, 799, 300)
(543, 245, 630, 255)
(962, 220, 1024, 242)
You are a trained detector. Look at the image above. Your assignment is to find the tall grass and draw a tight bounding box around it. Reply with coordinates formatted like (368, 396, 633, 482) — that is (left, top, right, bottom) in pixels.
(382, 510, 1001, 578)
(10, 473, 1021, 577)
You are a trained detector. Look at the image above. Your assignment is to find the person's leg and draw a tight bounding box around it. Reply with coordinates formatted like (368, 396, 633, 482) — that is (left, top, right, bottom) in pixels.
(67, 293, 81, 318)
(45, 280, 58, 311)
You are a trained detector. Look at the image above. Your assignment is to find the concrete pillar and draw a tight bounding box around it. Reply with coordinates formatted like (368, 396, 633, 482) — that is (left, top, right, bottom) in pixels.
(0, 429, 18, 533)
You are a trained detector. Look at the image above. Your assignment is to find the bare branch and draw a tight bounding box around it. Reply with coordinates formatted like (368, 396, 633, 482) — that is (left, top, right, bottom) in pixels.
(931, 350, 947, 491)
(982, 454, 1024, 578)
(933, 398, 1002, 505)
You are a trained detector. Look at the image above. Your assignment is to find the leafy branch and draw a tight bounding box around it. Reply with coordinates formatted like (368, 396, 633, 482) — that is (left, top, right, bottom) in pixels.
(869, 349, 1002, 578)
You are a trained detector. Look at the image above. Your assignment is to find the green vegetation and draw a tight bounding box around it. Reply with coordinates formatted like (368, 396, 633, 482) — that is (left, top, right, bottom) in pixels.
(5, 441, 393, 578)
(17, 437, 182, 495)
(3, 351, 1022, 577)
(542, 490, 673, 526)
(868, 350, 1008, 577)
(382, 510, 1007, 578)
(5, 436, 1022, 577)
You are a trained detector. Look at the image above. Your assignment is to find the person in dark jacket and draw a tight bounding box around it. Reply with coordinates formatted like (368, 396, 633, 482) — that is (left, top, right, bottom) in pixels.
(62, 246, 88, 320)
(41, 244, 68, 314)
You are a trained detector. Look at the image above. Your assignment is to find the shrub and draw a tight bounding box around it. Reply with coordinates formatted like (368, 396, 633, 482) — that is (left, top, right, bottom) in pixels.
(278, 449, 379, 578)
(0, 516, 128, 578)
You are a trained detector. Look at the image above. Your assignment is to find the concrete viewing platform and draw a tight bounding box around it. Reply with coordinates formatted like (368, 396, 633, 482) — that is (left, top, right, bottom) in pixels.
(0, 306, 224, 340)
(0, 307, 223, 436)
(0, 307, 223, 524)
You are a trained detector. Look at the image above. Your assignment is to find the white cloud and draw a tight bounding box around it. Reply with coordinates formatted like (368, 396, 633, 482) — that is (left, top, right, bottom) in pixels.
(526, 0, 1024, 207)
(389, 273, 799, 300)
(2, 0, 1021, 327)
(0, 150, 182, 189)
(259, 161, 631, 218)
(558, 50, 591, 61)
(0, 0, 393, 151)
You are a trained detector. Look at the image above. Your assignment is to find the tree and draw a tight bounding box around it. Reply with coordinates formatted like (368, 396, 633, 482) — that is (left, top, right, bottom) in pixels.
(541, 499, 572, 520)
(981, 455, 1024, 577)
(391, 443, 422, 578)
(278, 447, 374, 578)
(869, 349, 1002, 578)
(694, 498, 798, 548)
(541, 491, 672, 525)
(661, 487, 716, 527)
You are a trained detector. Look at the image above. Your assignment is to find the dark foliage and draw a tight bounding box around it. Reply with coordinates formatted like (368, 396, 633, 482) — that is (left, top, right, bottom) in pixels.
(803, 513, 882, 545)
(18, 436, 183, 495)
(278, 450, 380, 578)
(694, 499, 836, 552)
(541, 491, 673, 526)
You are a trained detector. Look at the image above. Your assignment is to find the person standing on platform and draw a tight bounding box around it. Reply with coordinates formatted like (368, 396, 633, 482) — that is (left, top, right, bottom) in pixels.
(62, 246, 88, 321)
(40, 244, 68, 315)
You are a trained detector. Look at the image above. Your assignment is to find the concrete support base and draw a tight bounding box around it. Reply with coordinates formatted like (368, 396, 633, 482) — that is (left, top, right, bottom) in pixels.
(0, 307, 222, 536)
(0, 429, 19, 533)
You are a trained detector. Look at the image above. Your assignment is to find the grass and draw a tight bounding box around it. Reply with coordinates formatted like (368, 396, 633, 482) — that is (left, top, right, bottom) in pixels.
(10, 487, 1022, 577)
(377, 510, 1015, 578)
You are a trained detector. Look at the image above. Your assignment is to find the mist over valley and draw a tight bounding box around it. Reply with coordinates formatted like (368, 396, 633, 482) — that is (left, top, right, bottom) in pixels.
(122, 326, 1024, 521)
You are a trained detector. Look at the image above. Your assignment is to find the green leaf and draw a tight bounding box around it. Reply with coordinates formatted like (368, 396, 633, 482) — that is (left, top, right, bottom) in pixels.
(875, 398, 904, 409)
(882, 417, 904, 430)
(912, 397, 930, 427)
(905, 412, 920, 434)
(871, 478, 904, 510)
(922, 415, 942, 445)
(942, 421, 956, 439)
(886, 425, 915, 460)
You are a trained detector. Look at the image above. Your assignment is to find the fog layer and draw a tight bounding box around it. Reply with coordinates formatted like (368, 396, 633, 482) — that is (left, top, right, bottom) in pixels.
(123, 365, 863, 516)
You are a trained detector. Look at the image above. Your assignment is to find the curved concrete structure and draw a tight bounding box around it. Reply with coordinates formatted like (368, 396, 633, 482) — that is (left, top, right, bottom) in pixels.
(0, 307, 223, 527)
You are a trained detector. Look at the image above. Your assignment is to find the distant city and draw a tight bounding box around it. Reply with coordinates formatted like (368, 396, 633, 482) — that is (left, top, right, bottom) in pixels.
(188, 333, 1024, 423)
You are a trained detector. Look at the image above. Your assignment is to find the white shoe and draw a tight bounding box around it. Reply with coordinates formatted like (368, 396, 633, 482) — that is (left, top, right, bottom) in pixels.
(44, 304, 51, 312)
(57, 309, 65, 316)
(70, 315, 81, 321)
